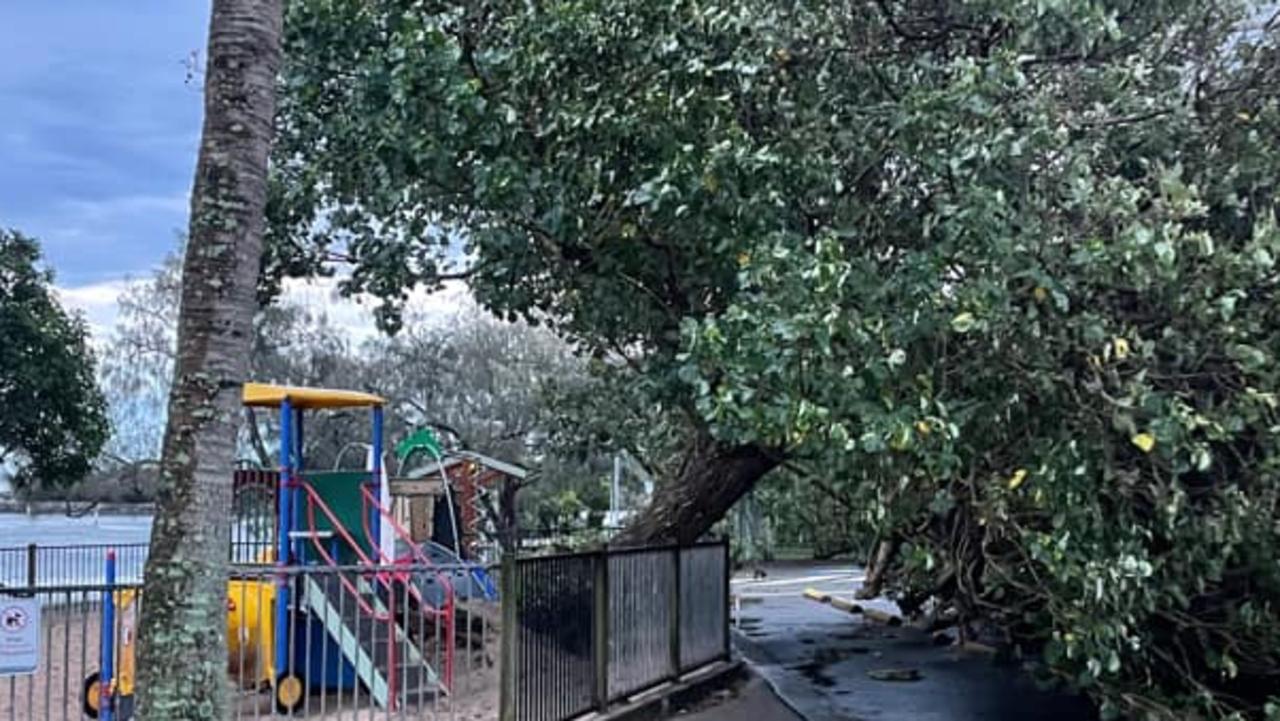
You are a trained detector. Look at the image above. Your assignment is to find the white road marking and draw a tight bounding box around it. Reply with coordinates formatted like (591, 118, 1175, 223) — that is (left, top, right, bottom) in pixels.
(732, 572, 864, 588)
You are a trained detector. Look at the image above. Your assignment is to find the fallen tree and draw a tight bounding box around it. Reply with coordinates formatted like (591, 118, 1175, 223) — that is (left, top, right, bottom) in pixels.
(269, 0, 1280, 717)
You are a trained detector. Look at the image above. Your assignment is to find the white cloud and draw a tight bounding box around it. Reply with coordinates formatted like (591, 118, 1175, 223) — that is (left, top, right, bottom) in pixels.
(58, 192, 190, 222)
(56, 273, 472, 346)
(56, 279, 136, 339)
(277, 275, 472, 343)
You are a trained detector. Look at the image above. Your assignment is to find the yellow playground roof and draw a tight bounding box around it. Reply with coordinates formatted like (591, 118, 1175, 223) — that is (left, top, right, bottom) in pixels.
(241, 382, 385, 409)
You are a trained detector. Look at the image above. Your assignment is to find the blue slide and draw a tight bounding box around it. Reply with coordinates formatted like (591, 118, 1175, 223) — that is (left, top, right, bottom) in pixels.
(395, 539, 499, 606)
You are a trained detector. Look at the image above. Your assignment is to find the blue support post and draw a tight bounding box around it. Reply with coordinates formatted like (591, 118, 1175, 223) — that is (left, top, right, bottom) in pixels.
(293, 409, 305, 564)
(371, 406, 384, 560)
(100, 550, 117, 721)
(275, 397, 293, 683)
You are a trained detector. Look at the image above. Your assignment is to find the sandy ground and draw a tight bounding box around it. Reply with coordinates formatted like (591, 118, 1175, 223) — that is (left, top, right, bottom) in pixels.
(0, 602, 501, 721)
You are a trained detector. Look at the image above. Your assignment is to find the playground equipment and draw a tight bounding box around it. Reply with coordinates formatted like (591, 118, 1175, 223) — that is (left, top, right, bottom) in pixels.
(391, 430, 524, 591)
(86, 383, 460, 718)
(82, 553, 137, 721)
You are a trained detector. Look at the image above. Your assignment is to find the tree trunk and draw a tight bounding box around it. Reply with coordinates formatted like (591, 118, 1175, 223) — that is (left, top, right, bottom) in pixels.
(135, 2, 283, 719)
(245, 406, 273, 467)
(856, 536, 900, 600)
(615, 432, 782, 546)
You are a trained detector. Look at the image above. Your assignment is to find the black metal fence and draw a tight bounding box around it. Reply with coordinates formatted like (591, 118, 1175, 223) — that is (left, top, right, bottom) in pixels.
(0, 483, 283, 590)
(1, 560, 500, 721)
(1, 579, 139, 721)
(502, 540, 730, 721)
(0, 544, 150, 588)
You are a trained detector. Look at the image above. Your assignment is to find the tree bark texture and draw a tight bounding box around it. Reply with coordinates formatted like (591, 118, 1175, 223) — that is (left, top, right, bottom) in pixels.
(615, 432, 782, 546)
(135, 2, 283, 719)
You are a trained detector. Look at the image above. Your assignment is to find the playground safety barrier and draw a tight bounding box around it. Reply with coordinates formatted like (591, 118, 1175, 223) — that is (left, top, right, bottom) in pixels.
(500, 540, 730, 721)
(0, 543, 149, 588)
(0, 558, 500, 721)
(0, 530, 268, 590)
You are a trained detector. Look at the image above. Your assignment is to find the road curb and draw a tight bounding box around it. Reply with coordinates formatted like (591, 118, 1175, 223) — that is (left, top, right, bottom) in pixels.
(587, 659, 746, 721)
(737, 656, 813, 721)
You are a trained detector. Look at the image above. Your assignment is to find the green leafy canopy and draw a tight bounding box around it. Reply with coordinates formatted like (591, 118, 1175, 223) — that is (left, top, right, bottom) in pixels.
(270, 1, 1280, 717)
(0, 230, 109, 490)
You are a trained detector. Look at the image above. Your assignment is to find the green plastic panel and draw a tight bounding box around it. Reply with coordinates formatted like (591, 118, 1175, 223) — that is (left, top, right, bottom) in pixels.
(301, 470, 377, 564)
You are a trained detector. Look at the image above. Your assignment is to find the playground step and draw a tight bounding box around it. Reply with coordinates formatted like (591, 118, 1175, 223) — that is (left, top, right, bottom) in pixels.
(394, 662, 443, 696)
(303, 574, 443, 710)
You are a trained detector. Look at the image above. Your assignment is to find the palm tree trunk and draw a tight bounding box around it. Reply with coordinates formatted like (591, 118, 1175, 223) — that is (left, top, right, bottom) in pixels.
(135, 2, 283, 719)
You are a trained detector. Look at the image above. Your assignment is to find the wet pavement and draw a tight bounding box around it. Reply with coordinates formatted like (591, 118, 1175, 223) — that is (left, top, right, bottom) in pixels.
(671, 675, 804, 721)
(731, 563, 1098, 721)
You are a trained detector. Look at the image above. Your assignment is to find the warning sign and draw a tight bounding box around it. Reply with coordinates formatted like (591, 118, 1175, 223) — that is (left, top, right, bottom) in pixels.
(0, 598, 40, 675)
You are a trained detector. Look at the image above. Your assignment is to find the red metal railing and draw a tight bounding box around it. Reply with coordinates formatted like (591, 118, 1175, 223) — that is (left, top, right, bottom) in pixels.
(293, 479, 456, 699)
(360, 484, 457, 687)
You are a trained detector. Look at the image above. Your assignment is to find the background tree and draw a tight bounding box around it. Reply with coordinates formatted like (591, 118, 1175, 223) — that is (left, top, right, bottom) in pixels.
(134, 0, 284, 718)
(0, 229, 107, 493)
(100, 249, 183, 464)
(96, 241, 605, 537)
(270, 1, 1280, 717)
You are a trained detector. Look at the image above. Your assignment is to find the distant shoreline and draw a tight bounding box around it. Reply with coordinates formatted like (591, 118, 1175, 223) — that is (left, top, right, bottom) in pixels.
(0, 499, 154, 516)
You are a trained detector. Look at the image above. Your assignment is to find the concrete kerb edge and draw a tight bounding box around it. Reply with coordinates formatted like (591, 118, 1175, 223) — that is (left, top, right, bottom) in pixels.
(738, 656, 813, 721)
(582, 659, 747, 721)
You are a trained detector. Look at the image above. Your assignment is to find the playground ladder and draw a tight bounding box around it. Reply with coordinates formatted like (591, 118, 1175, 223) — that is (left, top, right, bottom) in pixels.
(301, 574, 443, 709)
(294, 480, 455, 709)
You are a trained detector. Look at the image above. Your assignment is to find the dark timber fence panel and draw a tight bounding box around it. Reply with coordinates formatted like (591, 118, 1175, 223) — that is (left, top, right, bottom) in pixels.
(505, 540, 729, 721)
(607, 547, 675, 700)
(513, 553, 597, 721)
(678, 544, 729, 671)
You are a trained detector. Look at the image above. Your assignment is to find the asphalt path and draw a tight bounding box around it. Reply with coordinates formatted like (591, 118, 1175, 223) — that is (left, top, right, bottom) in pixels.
(730, 562, 1098, 721)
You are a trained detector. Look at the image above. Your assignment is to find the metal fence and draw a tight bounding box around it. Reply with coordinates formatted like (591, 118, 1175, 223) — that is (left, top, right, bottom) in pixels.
(0, 544, 150, 588)
(1, 561, 500, 721)
(502, 540, 730, 721)
(232, 470, 279, 564)
(1, 579, 137, 721)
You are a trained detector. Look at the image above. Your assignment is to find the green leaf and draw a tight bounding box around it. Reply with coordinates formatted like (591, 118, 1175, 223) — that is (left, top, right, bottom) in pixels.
(950, 312, 976, 333)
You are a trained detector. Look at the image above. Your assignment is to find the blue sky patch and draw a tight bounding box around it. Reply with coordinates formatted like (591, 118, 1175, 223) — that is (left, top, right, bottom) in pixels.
(0, 1, 210, 286)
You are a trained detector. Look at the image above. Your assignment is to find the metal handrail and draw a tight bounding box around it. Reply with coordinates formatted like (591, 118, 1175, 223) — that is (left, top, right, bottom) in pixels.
(354, 486, 453, 620)
(359, 483, 457, 688)
(296, 481, 396, 622)
(359, 483, 458, 602)
(299, 479, 455, 696)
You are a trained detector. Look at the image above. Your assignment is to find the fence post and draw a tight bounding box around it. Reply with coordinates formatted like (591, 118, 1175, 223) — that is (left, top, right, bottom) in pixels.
(722, 539, 731, 661)
(25, 543, 36, 588)
(593, 546, 609, 713)
(101, 550, 117, 721)
(669, 546, 682, 679)
(499, 553, 518, 721)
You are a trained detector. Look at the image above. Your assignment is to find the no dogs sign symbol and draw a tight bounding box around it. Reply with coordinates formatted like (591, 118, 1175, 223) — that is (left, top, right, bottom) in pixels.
(0, 600, 40, 676)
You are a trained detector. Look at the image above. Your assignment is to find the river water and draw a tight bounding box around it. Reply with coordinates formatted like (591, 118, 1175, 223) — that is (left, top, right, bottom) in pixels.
(0, 512, 153, 548)
(0, 512, 153, 586)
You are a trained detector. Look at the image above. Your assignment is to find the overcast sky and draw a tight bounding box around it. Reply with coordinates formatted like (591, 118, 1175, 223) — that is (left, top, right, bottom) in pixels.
(0, 2, 463, 340)
(0, 2, 210, 285)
